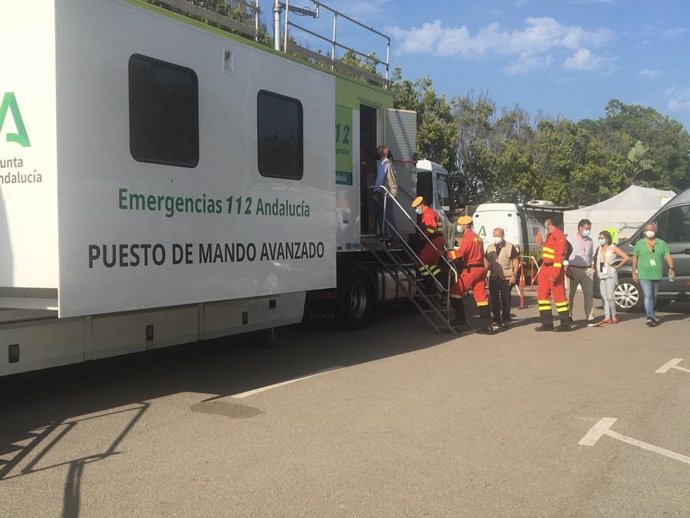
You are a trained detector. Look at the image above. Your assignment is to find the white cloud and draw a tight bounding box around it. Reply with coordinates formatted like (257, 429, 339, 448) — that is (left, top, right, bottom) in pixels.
(387, 17, 614, 74)
(638, 68, 660, 78)
(506, 54, 554, 75)
(666, 88, 690, 112)
(662, 28, 686, 39)
(563, 48, 603, 70)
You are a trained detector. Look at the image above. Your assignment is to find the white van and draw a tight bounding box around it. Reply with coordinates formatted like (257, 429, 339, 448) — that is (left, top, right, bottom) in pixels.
(472, 202, 573, 270)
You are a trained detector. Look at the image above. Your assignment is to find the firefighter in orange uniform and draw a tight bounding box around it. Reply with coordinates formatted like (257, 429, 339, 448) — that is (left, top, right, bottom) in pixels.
(536, 217, 572, 331)
(411, 196, 445, 293)
(448, 215, 493, 334)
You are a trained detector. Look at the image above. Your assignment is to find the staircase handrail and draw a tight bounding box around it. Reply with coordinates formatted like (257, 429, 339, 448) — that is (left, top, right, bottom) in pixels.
(374, 186, 458, 284)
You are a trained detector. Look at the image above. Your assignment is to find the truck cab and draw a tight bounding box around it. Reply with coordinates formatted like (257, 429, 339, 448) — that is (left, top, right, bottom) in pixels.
(415, 160, 453, 246)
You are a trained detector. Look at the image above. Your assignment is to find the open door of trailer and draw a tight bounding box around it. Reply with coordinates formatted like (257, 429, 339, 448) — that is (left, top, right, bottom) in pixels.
(385, 108, 417, 236)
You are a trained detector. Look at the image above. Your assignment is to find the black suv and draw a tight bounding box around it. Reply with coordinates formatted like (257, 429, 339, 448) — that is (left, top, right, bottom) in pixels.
(610, 189, 690, 312)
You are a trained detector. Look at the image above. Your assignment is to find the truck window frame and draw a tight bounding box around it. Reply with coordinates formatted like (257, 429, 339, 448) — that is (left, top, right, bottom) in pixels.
(257, 89, 304, 180)
(128, 54, 199, 168)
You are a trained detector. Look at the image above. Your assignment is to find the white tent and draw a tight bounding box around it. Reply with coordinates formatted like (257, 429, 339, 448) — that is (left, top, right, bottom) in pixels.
(564, 185, 676, 241)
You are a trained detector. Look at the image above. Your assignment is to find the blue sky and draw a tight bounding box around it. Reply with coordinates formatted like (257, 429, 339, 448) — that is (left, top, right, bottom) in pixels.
(291, 0, 690, 129)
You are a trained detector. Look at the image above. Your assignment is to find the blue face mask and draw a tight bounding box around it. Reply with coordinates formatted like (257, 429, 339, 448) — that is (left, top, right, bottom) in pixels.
(582, 229, 590, 238)
(598, 239, 606, 246)
(415, 207, 423, 215)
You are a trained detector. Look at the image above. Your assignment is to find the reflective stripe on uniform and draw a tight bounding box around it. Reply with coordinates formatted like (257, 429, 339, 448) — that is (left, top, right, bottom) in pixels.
(476, 301, 489, 307)
(538, 298, 552, 310)
(543, 246, 555, 253)
(556, 301, 569, 313)
(553, 262, 562, 268)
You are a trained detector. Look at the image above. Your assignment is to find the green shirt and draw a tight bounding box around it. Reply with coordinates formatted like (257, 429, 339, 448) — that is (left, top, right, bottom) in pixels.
(633, 238, 670, 280)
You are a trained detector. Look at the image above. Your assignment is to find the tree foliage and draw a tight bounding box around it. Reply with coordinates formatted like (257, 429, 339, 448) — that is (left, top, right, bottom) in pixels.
(447, 95, 690, 209)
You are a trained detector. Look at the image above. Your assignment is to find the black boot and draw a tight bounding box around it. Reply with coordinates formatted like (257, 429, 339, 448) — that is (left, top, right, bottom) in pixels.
(554, 311, 573, 332)
(423, 275, 438, 296)
(476, 304, 494, 335)
(535, 309, 554, 331)
(450, 298, 467, 328)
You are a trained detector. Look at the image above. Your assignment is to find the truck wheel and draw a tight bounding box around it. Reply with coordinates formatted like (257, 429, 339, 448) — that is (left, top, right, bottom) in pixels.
(614, 277, 643, 312)
(336, 271, 373, 330)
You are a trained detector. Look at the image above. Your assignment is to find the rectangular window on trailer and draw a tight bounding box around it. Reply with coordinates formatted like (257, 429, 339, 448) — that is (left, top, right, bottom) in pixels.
(129, 54, 199, 168)
(257, 90, 303, 180)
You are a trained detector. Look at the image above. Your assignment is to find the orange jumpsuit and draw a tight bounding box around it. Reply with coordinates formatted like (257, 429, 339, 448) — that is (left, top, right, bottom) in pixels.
(418, 206, 445, 279)
(537, 226, 569, 321)
(448, 228, 488, 309)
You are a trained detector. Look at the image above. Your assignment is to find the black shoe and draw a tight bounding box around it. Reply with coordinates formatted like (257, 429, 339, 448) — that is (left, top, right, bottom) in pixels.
(500, 321, 511, 329)
(587, 319, 600, 327)
(476, 326, 494, 335)
(646, 319, 657, 327)
(535, 325, 554, 332)
(554, 324, 573, 332)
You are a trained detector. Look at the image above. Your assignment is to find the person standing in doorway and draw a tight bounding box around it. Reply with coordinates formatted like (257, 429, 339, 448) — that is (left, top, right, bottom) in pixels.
(484, 228, 520, 328)
(595, 230, 629, 324)
(567, 218, 597, 326)
(373, 145, 398, 236)
(632, 223, 674, 327)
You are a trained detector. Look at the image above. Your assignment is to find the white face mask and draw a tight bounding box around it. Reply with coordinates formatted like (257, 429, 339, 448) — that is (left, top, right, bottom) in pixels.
(415, 207, 423, 215)
(456, 225, 464, 234)
(645, 230, 655, 239)
(493, 236, 503, 245)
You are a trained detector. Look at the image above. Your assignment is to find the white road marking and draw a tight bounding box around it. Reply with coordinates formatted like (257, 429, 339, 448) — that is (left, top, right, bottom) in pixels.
(231, 367, 343, 399)
(655, 358, 690, 374)
(579, 417, 690, 466)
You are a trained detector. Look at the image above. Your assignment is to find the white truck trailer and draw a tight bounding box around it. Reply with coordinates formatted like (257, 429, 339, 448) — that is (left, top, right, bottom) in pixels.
(0, 0, 454, 377)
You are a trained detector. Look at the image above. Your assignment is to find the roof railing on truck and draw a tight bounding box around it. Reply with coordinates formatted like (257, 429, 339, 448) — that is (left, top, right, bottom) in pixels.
(146, 0, 390, 87)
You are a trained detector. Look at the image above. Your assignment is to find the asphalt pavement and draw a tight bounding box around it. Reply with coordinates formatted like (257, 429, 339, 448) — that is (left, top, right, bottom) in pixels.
(1, 293, 689, 517)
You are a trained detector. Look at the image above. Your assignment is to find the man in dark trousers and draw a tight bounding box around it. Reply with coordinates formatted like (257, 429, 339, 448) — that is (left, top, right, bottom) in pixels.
(485, 227, 520, 328)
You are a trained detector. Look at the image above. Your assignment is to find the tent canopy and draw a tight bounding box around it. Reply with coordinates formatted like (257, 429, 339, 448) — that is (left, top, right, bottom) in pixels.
(564, 185, 676, 240)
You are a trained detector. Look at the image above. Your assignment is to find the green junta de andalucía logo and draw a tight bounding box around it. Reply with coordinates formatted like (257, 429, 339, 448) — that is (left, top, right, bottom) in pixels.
(0, 92, 31, 148)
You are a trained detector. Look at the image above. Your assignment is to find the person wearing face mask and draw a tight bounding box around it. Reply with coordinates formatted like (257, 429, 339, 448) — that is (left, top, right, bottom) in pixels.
(448, 215, 493, 334)
(484, 228, 520, 328)
(632, 223, 674, 327)
(594, 230, 629, 324)
(411, 196, 446, 293)
(536, 218, 571, 332)
(566, 218, 597, 327)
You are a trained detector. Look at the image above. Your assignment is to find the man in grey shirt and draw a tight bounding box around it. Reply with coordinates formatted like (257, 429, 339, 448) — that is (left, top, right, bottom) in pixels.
(566, 218, 597, 326)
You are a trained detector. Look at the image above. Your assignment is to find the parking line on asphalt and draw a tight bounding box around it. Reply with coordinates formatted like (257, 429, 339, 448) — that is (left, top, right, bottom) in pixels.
(655, 358, 690, 374)
(579, 417, 690, 465)
(230, 367, 343, 399)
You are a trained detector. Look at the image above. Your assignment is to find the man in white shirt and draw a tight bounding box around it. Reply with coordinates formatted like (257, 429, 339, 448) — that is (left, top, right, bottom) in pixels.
(566, 218, 597, 326)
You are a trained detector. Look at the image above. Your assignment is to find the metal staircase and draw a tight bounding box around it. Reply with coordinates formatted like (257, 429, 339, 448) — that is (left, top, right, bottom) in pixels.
(362, 189, 460, 334)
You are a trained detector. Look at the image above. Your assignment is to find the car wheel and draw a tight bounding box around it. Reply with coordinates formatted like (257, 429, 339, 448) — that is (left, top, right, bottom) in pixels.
(614, 277, 643, 312)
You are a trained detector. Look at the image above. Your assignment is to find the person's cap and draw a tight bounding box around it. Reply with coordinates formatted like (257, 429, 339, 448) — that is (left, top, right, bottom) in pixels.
(411, 196, 424, 208)
(457, 215, 473, 225)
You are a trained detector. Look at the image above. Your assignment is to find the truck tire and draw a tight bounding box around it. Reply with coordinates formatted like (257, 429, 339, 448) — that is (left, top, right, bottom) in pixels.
(336, 270, 373, 330)
(613, 277, 643, 312)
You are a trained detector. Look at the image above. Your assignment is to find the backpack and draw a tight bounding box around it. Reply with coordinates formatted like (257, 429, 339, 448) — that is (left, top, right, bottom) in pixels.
(382, 159, 399, 198)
